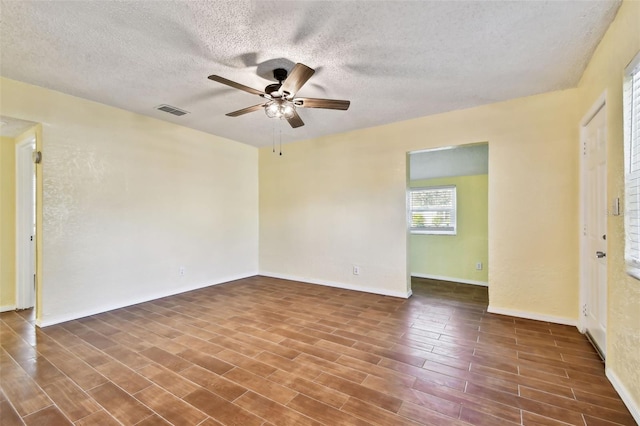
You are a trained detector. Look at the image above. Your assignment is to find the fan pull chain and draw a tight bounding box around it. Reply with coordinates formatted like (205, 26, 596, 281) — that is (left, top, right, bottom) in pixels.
(272, 121, 275, 153)
(279, 126, 282, 156)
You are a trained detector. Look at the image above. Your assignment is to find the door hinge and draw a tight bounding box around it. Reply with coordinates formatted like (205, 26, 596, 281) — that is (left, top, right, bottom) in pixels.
(582, 304, 588, 317)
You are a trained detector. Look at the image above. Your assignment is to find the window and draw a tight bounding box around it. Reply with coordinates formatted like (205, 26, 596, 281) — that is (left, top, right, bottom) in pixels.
(409, 185, 457, 235)
(624, 51, 640, 279)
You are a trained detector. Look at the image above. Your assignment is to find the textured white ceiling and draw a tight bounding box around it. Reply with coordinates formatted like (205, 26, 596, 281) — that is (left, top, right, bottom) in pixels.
(0, 1, 620, 147)
(0, 115, 37, 138)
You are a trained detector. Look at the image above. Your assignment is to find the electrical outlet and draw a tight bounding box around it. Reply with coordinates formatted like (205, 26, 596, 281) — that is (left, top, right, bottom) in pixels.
(476, 262, 483, 271)
(353, 265, 360, 275)
(179, 266, 185, 276)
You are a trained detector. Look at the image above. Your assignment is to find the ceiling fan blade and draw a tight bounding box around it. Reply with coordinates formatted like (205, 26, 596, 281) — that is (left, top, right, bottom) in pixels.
(208, 75, 264, 96)
(286, 110, 305, 128)
(294, 97, 350, 110)
(226, 103, 266, 117)
(279, 63, 315, 98)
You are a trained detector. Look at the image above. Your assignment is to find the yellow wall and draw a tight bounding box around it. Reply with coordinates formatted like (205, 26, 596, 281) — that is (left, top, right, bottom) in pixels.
(260, 87, 579, 316)
(576, 0, 640, 414)
(0, 77, 259, 326)
(0, 136, 16, 309)
(410, 175, 488, 284)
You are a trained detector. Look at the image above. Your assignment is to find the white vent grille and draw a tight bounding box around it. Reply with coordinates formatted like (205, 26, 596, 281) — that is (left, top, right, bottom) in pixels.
(155, 104, 189, 116)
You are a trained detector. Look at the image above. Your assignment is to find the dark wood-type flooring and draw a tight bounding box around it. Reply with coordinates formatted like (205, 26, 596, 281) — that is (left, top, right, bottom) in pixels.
(0, 276, 636, 425)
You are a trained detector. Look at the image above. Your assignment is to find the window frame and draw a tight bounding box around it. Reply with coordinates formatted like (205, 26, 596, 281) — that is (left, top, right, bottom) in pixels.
(623, 51, 640, 279)
(408, 185, 457, 235)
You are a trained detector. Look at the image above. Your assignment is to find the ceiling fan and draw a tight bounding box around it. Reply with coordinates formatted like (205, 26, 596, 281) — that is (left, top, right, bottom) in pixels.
(208, 63, 350, 128)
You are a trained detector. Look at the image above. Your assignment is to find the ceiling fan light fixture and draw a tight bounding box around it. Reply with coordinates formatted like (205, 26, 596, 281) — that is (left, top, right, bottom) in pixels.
(265, 100, 295, 119)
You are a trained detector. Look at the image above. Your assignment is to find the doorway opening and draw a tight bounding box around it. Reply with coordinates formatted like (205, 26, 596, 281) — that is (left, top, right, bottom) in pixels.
(16, 136, 37, 310)
(407, 143, 489, 296)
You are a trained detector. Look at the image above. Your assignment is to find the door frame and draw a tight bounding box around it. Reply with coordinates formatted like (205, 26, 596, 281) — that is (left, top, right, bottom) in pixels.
(15, 135, 36, 310)
(578, 92, 607, 342)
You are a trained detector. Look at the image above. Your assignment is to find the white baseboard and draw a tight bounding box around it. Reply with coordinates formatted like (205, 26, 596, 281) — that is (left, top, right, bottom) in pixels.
(487, 305, 577, 326)
(259, 271, 412, 299)
(0, 305, 16, 313)
(37, 272, 257, 328)
(606, 367, 640, 424)
(411, 273, 488, 287)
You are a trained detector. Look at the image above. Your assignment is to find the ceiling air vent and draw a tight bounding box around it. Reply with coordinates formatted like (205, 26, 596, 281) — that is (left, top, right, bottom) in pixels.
(155, 104, 189, 117)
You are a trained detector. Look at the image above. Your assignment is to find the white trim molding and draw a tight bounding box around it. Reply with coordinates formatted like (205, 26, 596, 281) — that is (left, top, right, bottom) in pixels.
(15, 136, 36, 310)
(37, 273, 257, 327)
(0, 305, 16, 313)
(487, 305, 577, 327)
(606, 367, 640, 424)
(411, 273, 488, 287)
(260, 272, 412, 299)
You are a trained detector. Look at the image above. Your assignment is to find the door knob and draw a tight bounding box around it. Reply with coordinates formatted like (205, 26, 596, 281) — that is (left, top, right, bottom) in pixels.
(596, 251, 606, 258)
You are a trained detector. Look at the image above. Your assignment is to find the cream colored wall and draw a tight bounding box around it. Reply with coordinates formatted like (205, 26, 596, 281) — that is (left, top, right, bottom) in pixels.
(260, 88, 579, 317)
(0, 136, 17, 310)
(410, 175, 488, 284)
(576, 0, 640, 415)
(0, 77, 259, 326)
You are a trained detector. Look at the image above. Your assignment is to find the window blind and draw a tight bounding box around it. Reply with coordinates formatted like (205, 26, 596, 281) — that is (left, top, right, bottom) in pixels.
(409, 186, 457, 234)
(624, 52, 640, 278)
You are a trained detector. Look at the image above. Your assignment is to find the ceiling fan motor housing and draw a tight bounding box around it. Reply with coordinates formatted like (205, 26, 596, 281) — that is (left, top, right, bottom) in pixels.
(264, 83, 282, 96)
(265, 68, 289, 97)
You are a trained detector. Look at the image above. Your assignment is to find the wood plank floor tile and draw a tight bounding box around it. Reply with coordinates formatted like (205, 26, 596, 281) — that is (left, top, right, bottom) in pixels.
(362, 374, 461, 418)
(73, 410, 122, 426)
(314, 372, 403, 413)
(213, 348, 277, 378)
(22, 406, 72, 425)
(102, 344, 151, 370)
(95, 361, 153, 394)
(136, 364, 200, 398)
(267, 369, 350, 409)
(183, 388, 263, 426)
(1, 277, 633, 426)
(139, 347, 191, 373)
(521, 410, 577, 425)
(16, 355, 67, 385)
(254, 351, 323, 381)
(286, 394, 370, 426)
(398, 401, 467, 426)
(179, 365, 247, 401)
(235, 391, 322, 426)
(519, 386, 636, 425)
(459, 406, 521, 426)
(135, 414, 172, 425)
(223, 366, 298, 405)
(134, 384, 207, 425)
(465, 382, 585, 425)
(341, 397, 423, 426)
(0, 400, 25, 426)
(87, 382, 153, 425)
(295, 353, 368, 384)
(176, 348, 234, 375)
(41, 377, 102, 422)
(0, 374, 52, 417)
(44, 350, 108, 391)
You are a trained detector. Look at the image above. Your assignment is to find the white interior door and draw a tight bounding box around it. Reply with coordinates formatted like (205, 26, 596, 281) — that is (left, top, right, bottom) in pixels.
(16, 138, 36, 310)
(583, 104, 607, 358)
